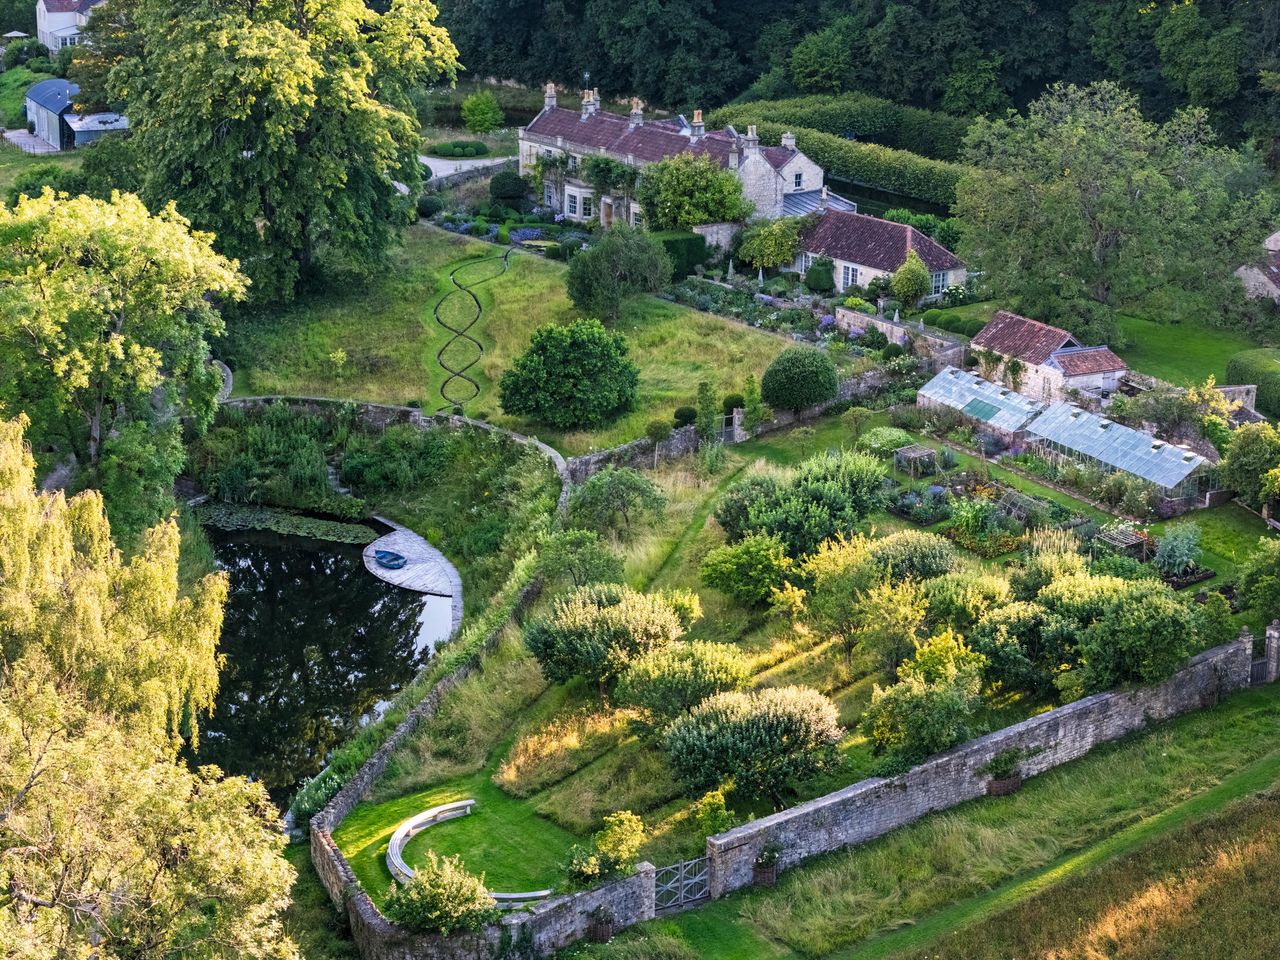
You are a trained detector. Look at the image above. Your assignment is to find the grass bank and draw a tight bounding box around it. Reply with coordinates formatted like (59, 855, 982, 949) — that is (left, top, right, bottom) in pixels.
(572, 683, 1280, 960)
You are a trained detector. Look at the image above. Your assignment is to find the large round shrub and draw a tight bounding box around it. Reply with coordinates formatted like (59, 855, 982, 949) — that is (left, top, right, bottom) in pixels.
(489, 170, 528, 208)
(617, 641, 751, 724)
(866, 529, 960, 581)
(700, 533, 793, 606)
(499, 318, 639, 429)
(858, 425, 914, 457)
(761, 347, 838, 412)
(382, 852, 498, 935)
(523, 583, 698, 688)
(664, 686, 842, 804)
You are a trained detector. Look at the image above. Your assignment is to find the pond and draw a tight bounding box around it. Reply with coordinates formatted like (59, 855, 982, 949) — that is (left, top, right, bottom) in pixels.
(188, 526, 452, 805)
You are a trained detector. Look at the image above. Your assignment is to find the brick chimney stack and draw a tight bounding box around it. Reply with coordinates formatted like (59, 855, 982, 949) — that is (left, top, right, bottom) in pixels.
(544, 82, 557, 111)
(781, 131, 796, 150)
(629, 97, 644, 127)
(691, 109, 705, 139)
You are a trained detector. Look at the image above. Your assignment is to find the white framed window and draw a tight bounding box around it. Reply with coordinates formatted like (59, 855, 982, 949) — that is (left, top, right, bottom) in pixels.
(931, 271, 947, 296)
(581, 195, 593, 219)
(567, 154, 579, 171)
(801, 252, 815, 270)
(841, 264, 858, 290)
(567, 193, 578, 216)
(632, 209, 644, 227)
(60, 34, 79, 47)
(793, 172, 803, 189)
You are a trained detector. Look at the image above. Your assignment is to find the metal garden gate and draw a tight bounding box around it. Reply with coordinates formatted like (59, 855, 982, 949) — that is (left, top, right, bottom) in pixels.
(654, 856, 709, 912)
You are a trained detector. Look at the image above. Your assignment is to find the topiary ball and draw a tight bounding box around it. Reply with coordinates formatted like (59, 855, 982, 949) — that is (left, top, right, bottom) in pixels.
(761, 347, 839, 413)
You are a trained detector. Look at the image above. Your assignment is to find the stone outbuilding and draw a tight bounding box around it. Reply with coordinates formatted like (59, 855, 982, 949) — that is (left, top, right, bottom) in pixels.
(969, 309, 1127, 405)
(1235, 229, 1280, 303)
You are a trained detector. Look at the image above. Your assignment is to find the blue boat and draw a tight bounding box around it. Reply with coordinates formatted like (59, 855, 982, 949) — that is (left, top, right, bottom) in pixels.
(374, 550, 408, 570)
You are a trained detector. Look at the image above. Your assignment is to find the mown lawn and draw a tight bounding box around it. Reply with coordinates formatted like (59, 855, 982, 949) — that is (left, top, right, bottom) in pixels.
(570, 684, 1280, 960)
(221, 223, 785, 456)
(1115, 314, 1259, 386)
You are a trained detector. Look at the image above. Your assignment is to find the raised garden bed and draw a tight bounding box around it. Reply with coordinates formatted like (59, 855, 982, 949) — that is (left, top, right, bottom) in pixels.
(1165, 568, 1216, 591)
(942, 525, 1021, 558)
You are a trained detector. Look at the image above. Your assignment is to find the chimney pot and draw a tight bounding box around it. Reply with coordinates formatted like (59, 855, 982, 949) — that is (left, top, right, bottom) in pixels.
(629, 97, 644, 126)
(544, 82, 557, 111)
(781, 131, 796, 150)
(691, 108, 705, 139)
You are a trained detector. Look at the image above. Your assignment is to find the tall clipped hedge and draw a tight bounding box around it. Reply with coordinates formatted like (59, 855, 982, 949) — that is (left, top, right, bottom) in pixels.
(740, 122, 966, 208)
(649, 230, 708, 279)
(711, 94, 972, 162)
(1226, 349, 1280, 418)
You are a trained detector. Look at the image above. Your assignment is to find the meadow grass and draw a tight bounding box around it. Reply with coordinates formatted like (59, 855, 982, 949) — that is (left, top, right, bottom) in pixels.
(0, 67, 54, 129)
(570, 684, 1280, 960)
(0, 140, 81, 194)
(221, 223, 785, 455)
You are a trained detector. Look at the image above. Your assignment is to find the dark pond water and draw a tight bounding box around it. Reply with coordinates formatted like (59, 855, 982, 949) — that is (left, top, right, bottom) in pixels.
(189, 527, 451, 805)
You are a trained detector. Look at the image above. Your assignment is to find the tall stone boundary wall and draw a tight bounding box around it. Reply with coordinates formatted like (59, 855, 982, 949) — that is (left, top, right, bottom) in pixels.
(705, 632, 1257, 897)
(834, 307, 966, 373)
(220, 396, 572, 510)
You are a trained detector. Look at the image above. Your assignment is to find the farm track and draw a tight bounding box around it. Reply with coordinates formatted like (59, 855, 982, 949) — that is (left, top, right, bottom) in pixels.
(434, 248, 512, 410)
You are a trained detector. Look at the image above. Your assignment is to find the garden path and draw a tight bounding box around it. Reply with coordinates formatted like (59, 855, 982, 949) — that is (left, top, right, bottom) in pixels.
(420, 154, 510, 184)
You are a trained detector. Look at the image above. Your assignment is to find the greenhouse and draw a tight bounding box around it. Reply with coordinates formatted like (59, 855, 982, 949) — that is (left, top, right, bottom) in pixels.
(1026, 403, 1215, 500)
(917, 367, 1046, 443)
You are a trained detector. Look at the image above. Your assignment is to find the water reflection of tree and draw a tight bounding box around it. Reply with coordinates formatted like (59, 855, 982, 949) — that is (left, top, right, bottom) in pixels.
(190, 529, 428, 803)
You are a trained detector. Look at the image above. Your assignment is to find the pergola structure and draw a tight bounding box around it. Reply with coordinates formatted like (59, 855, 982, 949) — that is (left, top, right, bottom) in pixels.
(894, 443, 938, 479)
(1096, 526, 1153, 559)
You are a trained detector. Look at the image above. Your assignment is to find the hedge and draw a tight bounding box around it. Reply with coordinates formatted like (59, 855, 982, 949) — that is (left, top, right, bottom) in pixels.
(734, 122, 965, 208)
(710, 93, 972, 162)
(1226, 349, 1280, 418)
(650, 230, 709, 279)
(428, 139, 491, 158)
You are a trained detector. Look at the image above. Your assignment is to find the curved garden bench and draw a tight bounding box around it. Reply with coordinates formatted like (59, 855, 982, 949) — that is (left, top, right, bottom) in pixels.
(385, 799, 553, 907)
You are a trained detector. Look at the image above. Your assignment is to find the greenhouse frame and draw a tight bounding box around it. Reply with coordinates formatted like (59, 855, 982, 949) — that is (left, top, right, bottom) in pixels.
(917, 367, 1046, 443)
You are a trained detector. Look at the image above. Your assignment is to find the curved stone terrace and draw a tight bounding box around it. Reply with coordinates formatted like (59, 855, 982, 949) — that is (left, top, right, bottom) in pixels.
(364, 516, 464, 639)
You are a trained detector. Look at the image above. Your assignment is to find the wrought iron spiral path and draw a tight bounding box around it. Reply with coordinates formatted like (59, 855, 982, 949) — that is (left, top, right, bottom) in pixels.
(433, 248, 513, 410)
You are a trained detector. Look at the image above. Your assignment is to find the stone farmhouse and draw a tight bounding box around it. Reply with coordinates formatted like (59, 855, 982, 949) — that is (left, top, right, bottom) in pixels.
(517, 85, 854, 228)
(796, 209, 967, 299)
(969, 309, 1128, 405)
(35, 0, 103, 51)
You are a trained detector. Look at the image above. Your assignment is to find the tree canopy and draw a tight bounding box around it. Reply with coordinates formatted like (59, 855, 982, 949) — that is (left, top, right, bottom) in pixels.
(76, 0, 460, 302)
(0, 416, 296, 959)
(956, 81, 1276, 342)
(566, 226, 672, 321)
(636, 153, 753, 231)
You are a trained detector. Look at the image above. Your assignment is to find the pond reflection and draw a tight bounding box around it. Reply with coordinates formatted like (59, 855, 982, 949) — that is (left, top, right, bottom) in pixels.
(191, 527, 449, 804)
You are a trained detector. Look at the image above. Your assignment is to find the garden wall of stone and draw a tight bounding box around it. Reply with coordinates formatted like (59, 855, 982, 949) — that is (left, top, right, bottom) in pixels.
(704, 629, 1265, 896)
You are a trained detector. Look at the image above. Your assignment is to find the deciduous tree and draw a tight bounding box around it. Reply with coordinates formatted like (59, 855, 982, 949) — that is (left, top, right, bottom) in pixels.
(636, 152, 753, 231)
(566, 226, 672, 322)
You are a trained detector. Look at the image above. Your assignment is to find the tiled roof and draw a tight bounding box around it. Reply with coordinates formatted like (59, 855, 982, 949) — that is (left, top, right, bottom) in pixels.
(1049, 345, 1128, 377)
(1028, 403, 1206, 491)
(799, 210, 965, 274)
(782, 189, 857, 217)
(524, 106, 797, 171)
(969, 310, 1078, 365)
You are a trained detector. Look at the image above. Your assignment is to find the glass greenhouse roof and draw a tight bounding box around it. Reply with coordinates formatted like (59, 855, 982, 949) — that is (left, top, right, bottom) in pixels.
(918, 367, 1045, 434)
(1027, 403, 1207, 490)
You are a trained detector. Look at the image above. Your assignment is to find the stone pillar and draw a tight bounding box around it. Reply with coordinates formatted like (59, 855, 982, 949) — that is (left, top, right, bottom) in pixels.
(731, 407, 749, 443)
(1266, 621, 1280, 683)
(634, 861, 657, 922)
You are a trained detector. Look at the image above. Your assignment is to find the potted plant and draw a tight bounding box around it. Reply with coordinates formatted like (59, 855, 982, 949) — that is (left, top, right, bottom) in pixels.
(979, 747, 1035, 796)
(586, 905, 616, 943)
(752, 842, 782, 887)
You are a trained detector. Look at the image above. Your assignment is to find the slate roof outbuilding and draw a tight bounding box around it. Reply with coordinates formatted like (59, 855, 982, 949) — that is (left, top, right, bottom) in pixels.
(1049, 345, 1128, 377)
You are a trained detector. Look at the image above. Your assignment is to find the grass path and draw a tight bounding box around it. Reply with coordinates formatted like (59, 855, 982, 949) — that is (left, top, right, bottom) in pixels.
(837, 747, 1280, 960)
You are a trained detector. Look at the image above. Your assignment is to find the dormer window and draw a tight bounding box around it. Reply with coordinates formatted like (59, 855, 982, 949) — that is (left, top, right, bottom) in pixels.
(793, 172, 803, 189)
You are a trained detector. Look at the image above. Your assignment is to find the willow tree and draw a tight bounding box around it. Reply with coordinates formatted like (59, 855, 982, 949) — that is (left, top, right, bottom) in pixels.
(93, 0, 459, 301)
(0, 416, 297, 959)
(0, 191, 244, 542)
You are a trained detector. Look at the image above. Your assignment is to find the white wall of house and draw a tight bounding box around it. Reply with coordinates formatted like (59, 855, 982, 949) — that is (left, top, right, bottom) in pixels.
(36, 1, 88, 50)
(795, 255, 965, 298)
(26, 100, 60, 149)
(778, 154, 824, 196)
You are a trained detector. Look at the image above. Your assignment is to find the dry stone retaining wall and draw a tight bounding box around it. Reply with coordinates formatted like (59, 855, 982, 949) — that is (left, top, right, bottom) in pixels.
(705, 631, 1260, 896)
